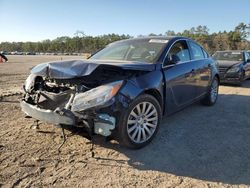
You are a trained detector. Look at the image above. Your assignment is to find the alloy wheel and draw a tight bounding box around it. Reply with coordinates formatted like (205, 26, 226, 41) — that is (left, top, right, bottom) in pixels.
(127, 102, 158, 144)
(210, 79, 218, 103)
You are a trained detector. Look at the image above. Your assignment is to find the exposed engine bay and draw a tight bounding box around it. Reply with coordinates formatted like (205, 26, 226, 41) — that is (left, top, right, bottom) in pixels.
(23, 74, 120, 137)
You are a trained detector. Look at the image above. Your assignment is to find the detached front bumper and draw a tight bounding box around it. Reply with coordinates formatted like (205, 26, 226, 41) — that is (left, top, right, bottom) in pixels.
(20, 100, 76, 125)
(21, 100, 116, 136)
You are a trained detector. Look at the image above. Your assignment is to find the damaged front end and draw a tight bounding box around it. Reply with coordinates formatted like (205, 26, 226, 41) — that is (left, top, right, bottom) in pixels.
(21, 74, 122, 136)
(21, 59, 154, 137)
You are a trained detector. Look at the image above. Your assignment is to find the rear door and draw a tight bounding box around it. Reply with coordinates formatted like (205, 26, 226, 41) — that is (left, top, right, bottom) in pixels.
(188, 41, 211, 97)
(163, 40, 199, 113)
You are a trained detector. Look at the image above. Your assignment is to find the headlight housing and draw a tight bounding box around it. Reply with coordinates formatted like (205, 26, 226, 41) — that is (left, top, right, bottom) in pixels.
(227, 66, 240, 73)
(71, 81, 123, 112)
(24, 74, 36, 92)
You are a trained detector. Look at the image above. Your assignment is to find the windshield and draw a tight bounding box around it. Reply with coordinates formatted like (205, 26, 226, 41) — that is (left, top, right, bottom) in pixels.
(213, 51, 243, 61)
(90, 39, 168, 63)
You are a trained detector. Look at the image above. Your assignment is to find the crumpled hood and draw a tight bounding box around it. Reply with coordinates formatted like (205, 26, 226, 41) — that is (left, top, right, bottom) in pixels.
(217, 60, 243, 68)
(31, 59, 156, 79)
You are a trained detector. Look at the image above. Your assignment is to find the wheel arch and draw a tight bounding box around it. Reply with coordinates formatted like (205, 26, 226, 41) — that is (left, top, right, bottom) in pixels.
(215, 73, 220, 84)
(143, 89, 164, 114)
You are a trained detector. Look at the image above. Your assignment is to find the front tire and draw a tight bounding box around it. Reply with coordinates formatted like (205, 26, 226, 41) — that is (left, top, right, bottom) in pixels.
(201, 77, 219, 106)
(118, 94, 162, 149)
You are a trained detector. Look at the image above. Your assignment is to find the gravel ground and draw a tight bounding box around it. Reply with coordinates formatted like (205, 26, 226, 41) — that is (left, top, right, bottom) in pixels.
(0, 56, 250, 187)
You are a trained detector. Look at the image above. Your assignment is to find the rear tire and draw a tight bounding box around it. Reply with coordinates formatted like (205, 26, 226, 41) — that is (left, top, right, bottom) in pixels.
(118, 94, 162, 149)
(201, 77, 219, 106)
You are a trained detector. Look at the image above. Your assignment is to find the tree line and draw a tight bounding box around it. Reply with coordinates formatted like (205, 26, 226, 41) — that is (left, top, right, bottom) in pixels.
(0, 22, 249, 55)
(0, 34, 130, 54)
(169, 22, 250, 54)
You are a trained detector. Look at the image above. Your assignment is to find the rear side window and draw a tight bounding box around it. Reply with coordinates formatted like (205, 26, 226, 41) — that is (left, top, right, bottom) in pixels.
(189, 41, 205, 60)
(245, 52, 250, 61)
(202, 49, 209, 58)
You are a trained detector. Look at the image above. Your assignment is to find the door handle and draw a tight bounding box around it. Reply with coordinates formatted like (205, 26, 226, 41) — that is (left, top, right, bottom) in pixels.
(185, 69, 195, 77)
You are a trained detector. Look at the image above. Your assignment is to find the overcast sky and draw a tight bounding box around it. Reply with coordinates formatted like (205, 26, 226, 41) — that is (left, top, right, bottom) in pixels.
(0, 0, 249, 42)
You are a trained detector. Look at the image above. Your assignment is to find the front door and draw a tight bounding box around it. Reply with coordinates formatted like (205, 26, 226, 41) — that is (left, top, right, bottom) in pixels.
(163, 40, 199, 113)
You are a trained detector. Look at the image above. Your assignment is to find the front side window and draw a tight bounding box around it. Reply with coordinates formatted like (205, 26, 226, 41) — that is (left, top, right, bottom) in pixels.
(189, 42, 205, 60)
(166, 40, 191, 65)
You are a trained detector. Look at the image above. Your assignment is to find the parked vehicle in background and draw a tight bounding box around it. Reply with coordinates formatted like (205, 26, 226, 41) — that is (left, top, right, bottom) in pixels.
(21, 37, 219, 148)
(213, 51, 250, 85)
(10, 51, 24, 55)
(25, 52, 36, 55)
(0, 51, 9, 55)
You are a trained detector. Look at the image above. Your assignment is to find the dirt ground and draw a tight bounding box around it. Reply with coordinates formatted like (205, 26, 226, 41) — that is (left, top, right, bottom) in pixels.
(0, 55, 250, 187)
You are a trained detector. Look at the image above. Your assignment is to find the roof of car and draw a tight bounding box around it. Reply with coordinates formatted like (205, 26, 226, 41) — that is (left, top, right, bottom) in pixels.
(111, 36, 189, 45)
(127, 36, 187, 40)
(215, 50, 246, 53)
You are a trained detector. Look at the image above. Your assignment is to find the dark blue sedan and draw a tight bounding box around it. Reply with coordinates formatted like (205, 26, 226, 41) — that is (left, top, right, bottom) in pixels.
(21, 37, 219, 148)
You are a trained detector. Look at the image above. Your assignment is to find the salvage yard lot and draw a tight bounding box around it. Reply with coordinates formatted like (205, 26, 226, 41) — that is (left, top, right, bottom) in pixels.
(0, 55, 250, 187)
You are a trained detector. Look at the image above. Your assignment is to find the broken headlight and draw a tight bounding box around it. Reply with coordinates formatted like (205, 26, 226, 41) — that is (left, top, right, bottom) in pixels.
(24, 74, 36, 92)
(71, 81, 123, 111)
